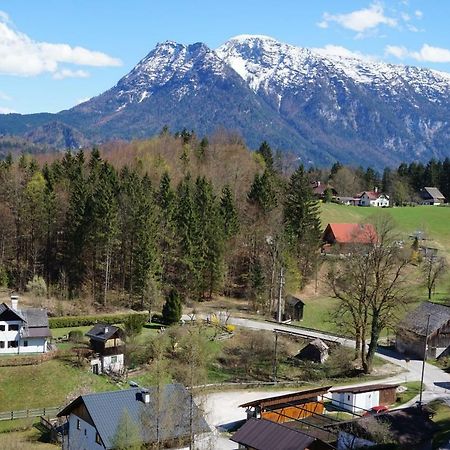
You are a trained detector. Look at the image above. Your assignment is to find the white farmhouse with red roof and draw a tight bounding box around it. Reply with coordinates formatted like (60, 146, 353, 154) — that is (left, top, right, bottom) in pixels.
(358, 188, 389, 207)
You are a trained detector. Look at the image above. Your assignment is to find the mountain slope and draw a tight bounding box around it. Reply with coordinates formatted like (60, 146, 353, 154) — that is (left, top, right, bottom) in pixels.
(217, 35, 450, 167)
(1, 35, 450, 167)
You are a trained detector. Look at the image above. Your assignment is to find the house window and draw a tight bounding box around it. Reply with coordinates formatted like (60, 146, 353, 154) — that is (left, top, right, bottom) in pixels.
(96, 432, 102, 445)
(347, 395, 351, 401)
(0, 325, 5, 331)
(111, 356, 117, 364)
(8, 324, 19, 331)
(8, 341, 18, 348)
(0, 341, 4, 348)
(84, 429, 87, 436)
(23, 341, 28, 347)
(77, 419, 81, 430)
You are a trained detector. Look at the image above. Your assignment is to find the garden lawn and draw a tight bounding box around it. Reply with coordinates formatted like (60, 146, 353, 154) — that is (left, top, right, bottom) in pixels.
(293, 296, 341, 334)
(0, 359, 117, 411)
(429, 399, 450, 449)
(392, 381, 421, 407)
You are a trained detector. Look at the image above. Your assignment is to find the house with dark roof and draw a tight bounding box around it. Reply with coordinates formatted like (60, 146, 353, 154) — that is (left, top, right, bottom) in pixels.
(57, 384, 210, 450)
(231, 418, 334, 450)
(311, 181, 338, 201)
(85, 324, 125, 375)
(420, 187, 446, 205)
(335, 406, 436, 450)
(322, 223, 377, 254)
(330, 384, 399, 414)
(396, 301, 450, 359)
(0, 295, 51, 354)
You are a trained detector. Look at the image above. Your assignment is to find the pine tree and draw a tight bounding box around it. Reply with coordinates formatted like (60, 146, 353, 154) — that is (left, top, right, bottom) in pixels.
(111, 409, 142, 450)
(247, 170, 277, 214)
(162, 288, 182, 325)
(256, 141, 274, 172)
(284, 165, 321, 284)
(220, 185, 239, 239)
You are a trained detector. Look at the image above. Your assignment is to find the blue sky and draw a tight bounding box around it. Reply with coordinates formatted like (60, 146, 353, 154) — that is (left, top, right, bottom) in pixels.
(0, 0, 449, 114)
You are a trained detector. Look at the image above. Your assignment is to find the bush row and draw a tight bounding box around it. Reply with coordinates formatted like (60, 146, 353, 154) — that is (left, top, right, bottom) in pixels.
(49, 312, 147, 329)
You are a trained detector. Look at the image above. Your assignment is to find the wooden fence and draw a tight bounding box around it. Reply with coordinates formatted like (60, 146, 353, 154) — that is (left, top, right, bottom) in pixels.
(0, 406, 60, 421)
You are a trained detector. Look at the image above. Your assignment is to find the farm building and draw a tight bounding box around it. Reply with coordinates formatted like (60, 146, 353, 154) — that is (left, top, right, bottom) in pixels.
(284, 294, 305, 321)
(295, 339, 329, 364)
(311, 181, 338, 201)
(358, 189, 390, 207)
(330, 384, 398, 414)
(240, 387, 331, 424)
(322, 223, 377, 253)
(396, 301, 450, 359)
(420, 187, 446, 205)
(231, 418, 334, 450)
(0, 295, 51, 355)
(85, 324, 125, 375)
(57, 384, 210, 450)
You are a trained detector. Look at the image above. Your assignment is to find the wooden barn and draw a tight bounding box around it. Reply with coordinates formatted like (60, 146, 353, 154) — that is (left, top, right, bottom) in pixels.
(296, 339, 329, 364)
(322, 223, 377, 254)
(240, 387, 331, 424)
(396, 301, 450, 359)
(284, 294, 305, 321)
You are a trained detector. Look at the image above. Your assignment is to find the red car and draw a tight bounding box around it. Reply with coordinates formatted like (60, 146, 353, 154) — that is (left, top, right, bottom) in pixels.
(363, 405, 389, 417)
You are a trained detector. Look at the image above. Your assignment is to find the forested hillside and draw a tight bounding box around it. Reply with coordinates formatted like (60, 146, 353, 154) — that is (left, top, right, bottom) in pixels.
(0, 133, 320, 313)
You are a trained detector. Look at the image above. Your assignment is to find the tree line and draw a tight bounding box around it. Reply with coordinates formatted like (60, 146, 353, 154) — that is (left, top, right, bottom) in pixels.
(0, 135, 321, 314)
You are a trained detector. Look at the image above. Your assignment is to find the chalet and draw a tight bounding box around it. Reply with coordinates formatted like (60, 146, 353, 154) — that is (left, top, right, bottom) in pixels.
(0, 295, 51, 354)
(330, 384, 398, 414)
(85, 324, 125, 375)
(311, 181, 338, 200)
(335, 406, 436, 450)
(57, 384, 210, 450)
(358, 188, 390, 207)
(231, 418, 334, 450)
(396, 301, 450, 359)
(240, 387, 331, 424)
(284, 294, 304, 321)
(296, 339, 329, 364)
(322, 223, 377, 253)
(420, 187, 446, 205)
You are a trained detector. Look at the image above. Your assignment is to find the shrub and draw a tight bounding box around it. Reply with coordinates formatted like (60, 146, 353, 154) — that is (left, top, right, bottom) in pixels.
(123, 314, 147, 338)
(49, 312, 147, 329)
(68, 330, 84, 343)
(161, 289, 182, 325)
(26, 275, 47, 297)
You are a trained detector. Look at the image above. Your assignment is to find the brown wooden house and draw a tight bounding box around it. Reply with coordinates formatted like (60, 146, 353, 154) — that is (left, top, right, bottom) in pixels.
(396, 301, 450, 359)
(284, 294, 305, 321)
(240, 387, 331, 424)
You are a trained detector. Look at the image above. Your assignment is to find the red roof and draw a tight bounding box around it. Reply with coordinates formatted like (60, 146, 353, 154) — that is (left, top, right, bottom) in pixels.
(324, 223, 377, 244)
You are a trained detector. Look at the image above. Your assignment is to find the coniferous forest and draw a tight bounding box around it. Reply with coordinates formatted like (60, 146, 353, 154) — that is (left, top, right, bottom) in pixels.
(0, 130, 449, 313)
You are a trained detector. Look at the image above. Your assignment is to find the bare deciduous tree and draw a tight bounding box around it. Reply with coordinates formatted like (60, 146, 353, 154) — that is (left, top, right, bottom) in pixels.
(422, 255, 448, 300)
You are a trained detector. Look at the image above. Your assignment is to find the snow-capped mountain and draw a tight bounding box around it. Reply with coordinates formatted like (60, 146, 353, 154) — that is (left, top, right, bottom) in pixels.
(1, 35, 450, 167)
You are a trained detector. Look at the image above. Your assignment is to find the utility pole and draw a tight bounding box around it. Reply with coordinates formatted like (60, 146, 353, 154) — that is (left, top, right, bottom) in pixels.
(419, 314, 431, 408)
(277, 266, 284, 323)
(272, 332, 279, 383)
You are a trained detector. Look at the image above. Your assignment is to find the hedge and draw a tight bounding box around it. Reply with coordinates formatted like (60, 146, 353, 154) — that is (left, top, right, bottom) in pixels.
(49, 312, 147, 329)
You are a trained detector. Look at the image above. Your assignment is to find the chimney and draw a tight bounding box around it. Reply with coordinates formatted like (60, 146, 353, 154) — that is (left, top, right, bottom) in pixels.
(374, 186, 378, 193)
(141, 389, 150, 404)
(11, 295, 19, 311)
(104, 326, 109, 334)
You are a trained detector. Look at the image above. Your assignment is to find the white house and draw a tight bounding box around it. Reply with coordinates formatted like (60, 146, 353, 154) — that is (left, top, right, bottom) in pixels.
(358, 189, 390, 207)
(0, 296, 51, 354)
(330, 384, 398, 414)
(85, 324, 125, 375)
(57, 384, 210, 450)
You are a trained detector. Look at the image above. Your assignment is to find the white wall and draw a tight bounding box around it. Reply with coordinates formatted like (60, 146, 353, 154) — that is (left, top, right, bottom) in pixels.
(68, 413, 103, 450)
(332, 391, 379, 413)
(0, 320, 47, 354)
(102, 353, 124, 373)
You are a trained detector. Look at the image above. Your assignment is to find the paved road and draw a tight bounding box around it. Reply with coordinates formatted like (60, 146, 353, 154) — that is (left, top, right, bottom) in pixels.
(183, 313, 450, 448)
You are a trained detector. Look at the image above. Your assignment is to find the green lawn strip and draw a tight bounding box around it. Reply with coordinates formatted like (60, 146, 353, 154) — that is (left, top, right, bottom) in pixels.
(392, 381, 421, 407)
(427, 399, 450, 449)
(0, 428, 57, 449)
(0, 359, 117, 411)
(0, 418, 35, 433)
(50, 325, 94, 339)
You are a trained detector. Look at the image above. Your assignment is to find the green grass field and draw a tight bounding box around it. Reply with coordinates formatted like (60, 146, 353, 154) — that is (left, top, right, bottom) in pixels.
(0, 359, 117, 411)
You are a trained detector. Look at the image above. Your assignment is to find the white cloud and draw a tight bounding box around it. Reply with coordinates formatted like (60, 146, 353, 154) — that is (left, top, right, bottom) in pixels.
(385, 43, 450, 63)
(415, 10, 423, 19)
(0, 106, 17, 114)
(0, 91, 11, 101)
(385, 45, 409, 59)
(0, 11, 122, 77)
(313, 44, 375, 61)
(318, 3, 397, 33)
(53, 69, 90, 80)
